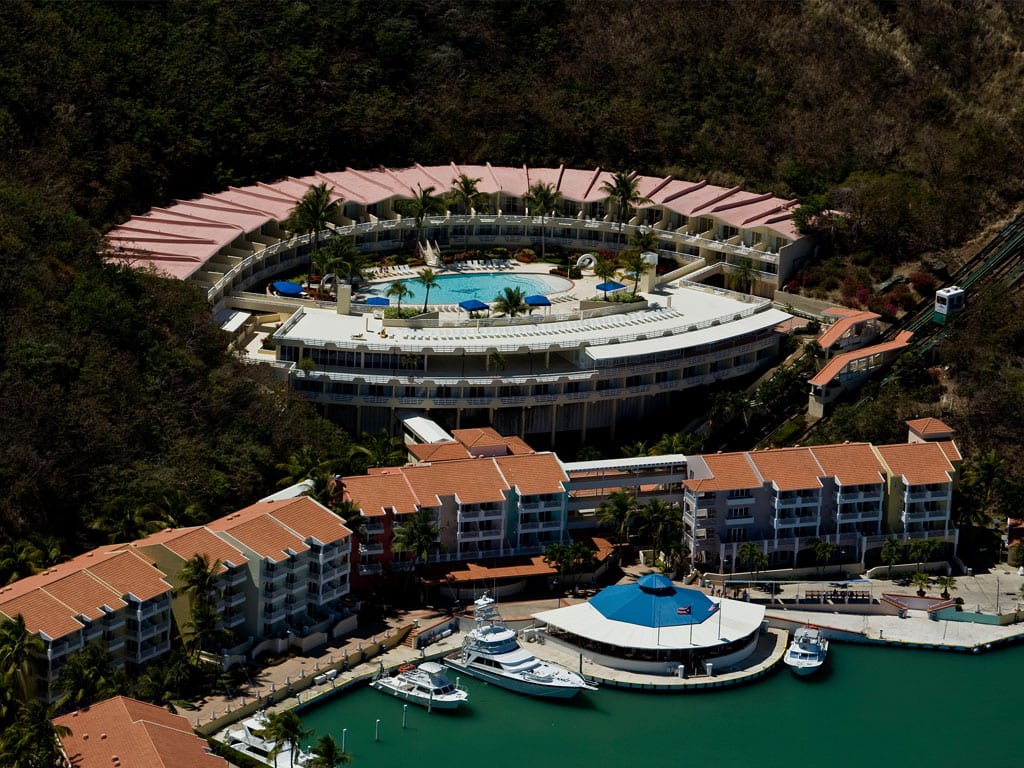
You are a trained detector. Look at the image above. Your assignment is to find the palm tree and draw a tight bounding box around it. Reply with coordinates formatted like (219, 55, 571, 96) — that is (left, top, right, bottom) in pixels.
(630, 227, 659, 252)
(178, 553, 227, 660)
(620, 440, 649, 458)
(651, 431, 703, 456)
(308, 733, 352, 767)
(911, 571, 931, 597)
(596, 489, 638, 545)
(417, 267, 439, 313)
(0, 615, 43, 711)
(935, 575, 957, 599)
(638, 499, 681, 564)
(621, 249, 652, 296)
(90, 502, 172, 543)
(386, 280, 412, 313)
(493, 286, 527, 317)
(57, 643, 125, 712)
(0, 701, 68, 768)
(447, 173, 487, 215)
(909, 538, 939, 570)
(738, 541, 768, 578)
(729, 257, 757, 294)
(392, 508, 440, 567)
(264, 709, 311, 768)
(287, 183, 341, 277)
(277, 445, 331, 487)
(593, 258, 619, 299)
(0, 541, 45, 586)
(957, 449, 1007, 526)
(599, 170, 651, 230)
(881, 537, 904, 578)
(397, 184, 444, 255)
(812, 539, 838, 576)
(348, 430, 406, 473)
(523, 181, 562, 260)
(543, 543, 571, 581)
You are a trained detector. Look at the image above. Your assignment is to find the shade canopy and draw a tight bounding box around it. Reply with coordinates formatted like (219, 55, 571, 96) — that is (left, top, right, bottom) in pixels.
(458, 299, 489, 312)
(524, 294, 551, 307)
(365, 296, 390, 306)
(596, 280, 625, 292)
(272, 281, 304, 296)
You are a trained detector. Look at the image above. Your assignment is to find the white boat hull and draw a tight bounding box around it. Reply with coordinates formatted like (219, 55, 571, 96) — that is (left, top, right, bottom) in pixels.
(369, 679, 465, 709)
(443, 656, 584, 699)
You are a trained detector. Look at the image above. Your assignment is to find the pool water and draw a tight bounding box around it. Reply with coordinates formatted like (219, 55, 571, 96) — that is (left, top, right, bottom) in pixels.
(365, 272, 573, 305)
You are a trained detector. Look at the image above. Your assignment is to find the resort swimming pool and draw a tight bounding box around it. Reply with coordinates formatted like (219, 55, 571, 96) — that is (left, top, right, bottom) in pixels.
(365, 272, 573, 305)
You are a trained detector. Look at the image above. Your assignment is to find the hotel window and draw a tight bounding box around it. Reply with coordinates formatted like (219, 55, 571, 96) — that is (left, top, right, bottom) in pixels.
(727, 528, 748, 542)
(721, 225, 738, 240)
(727, 507, 751, 519)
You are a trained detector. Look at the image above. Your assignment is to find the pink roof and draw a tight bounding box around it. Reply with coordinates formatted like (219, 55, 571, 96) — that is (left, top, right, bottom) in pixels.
(809, 331, 914, 386)
(106, 165, 804, 279)
(816, 310, 880, 349)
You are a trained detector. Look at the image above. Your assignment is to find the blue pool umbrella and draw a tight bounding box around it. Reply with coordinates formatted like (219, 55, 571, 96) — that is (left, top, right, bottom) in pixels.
(459, 298, 489, 312)
(365, 296, 390, 306)
(595, 281, 625, 293)
(273, 280, 304, 296)
(524, 295, 551, 307)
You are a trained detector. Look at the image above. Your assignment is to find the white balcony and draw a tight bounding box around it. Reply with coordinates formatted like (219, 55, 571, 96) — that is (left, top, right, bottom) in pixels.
(772, 515, 820, 530)
(725, 514, 754, 526)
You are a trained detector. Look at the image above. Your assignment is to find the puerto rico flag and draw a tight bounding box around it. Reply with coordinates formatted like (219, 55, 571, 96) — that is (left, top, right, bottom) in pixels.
(676, 605, 691, 616)
(708, 602, 719, 614)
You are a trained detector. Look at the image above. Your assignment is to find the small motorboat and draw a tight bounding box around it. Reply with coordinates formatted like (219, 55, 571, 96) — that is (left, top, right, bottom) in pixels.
(784, 625, 829, 676)
(370, 661, 469, 710)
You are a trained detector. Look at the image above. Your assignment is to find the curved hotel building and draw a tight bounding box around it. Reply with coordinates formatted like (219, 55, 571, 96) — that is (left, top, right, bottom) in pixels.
(106, 164, 810, 441)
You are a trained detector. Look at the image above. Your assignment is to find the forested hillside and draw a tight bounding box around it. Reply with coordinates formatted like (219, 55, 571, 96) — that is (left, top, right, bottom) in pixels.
(2, 0, 1024, 551)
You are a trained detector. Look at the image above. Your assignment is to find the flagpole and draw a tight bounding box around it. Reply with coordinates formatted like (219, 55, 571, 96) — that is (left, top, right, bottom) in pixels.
(718, 596, 723, 637)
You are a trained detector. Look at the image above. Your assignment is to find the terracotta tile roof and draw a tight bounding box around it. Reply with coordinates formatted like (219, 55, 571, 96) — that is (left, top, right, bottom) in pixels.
(208, 513, 308, 563)
(402, 458, 509, 504)
(747, 447, 824, 491)
(684, 452, 762, 492)
(452, 427, 504, 447)
(54, 695, 228, 768)
(269, 497, 352, 546)
(822, 307, 864, 318)
(809, 331, 913, 386)
(85, 549, 173, 602)
(407, 441, 471, 462)
(906, 417, 954, 437)
(502, 436, 536, 455)
(809, 443, 887, 486)
(935, 440, 962, 463)
(816, 310, 879, 349)
(140, 527, 247, 572)
(40, 571, 125, 621)
(494, 453, 567, 496)
(0, 589, 84, 640)
(443, 556, 555, 582)
(876, 442, 956, 486)
(345, 472, 419, 517)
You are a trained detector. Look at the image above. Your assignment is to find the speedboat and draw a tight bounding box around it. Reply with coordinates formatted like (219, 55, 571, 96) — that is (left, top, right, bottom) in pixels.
(370, 661, 469, 710)
(444, 593, 596, 698)
(223, 712, 311, 767)
(784, 625, 829, 676)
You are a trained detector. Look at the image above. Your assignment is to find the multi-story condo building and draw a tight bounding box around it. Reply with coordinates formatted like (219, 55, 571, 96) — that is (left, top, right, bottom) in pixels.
(134, 526, 251, 650)
(207, 497, 352, 648)
(0, 546, 173, 704)
(682, 423, 962, 571)
(343, 446, 569, 586)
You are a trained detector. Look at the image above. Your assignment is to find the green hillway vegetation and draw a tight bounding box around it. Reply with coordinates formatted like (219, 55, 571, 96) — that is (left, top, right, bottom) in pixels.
(4, 0, 1024, 758)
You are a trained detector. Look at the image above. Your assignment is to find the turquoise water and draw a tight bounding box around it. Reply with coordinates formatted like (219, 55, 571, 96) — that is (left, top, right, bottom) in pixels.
(365, 272, 572, 305)
(299, 643, 1020, 767)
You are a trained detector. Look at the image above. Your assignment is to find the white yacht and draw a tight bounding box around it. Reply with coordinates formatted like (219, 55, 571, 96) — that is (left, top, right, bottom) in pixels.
(370, 661, 469, 710)
(222, 712, 311, 767)
(784, 625, 829, 676)
(444, 594, 596, 698)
